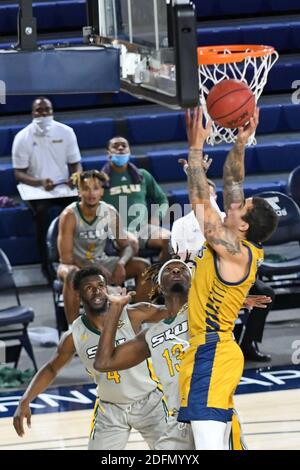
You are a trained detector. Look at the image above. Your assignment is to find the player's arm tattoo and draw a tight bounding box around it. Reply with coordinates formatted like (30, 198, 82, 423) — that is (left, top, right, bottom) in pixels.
(205, 219, 241, 256)
(223, 141, 245, 212)
(187, 148, 210, 204)
(188, 147, 242, 257)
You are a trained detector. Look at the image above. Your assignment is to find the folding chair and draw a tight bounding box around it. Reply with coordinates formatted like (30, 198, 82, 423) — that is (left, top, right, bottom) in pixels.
(0, 249, 37, 371)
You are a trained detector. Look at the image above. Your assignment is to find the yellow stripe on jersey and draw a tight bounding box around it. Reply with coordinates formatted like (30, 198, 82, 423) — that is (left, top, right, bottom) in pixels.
(146, 358, 164, 393)
(188, 240, 264, 339)
(89, 398, 99, 439)
(146, 358, 169, 419)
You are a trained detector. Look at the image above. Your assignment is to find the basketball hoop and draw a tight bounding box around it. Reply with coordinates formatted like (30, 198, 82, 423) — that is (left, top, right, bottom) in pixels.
(198, 45, 279, 145)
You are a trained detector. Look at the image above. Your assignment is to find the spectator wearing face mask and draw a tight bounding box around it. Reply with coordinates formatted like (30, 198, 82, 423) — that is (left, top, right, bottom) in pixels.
(101, 136, 171, 261)
(12, 97, 82, 279)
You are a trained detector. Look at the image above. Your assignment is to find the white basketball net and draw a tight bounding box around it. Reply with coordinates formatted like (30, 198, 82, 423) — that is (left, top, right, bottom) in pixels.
(198, 47, 279, 146)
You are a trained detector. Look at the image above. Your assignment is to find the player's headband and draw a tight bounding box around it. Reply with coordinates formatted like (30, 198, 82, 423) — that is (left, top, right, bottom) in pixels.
(157, 259, 191, 286)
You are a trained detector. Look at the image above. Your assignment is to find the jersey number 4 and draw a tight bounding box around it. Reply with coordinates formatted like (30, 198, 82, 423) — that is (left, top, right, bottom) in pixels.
(107, 371, 121, 383)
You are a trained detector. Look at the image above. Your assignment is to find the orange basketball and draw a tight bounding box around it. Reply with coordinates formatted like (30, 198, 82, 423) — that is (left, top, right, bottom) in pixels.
(206, 79, 255, 129)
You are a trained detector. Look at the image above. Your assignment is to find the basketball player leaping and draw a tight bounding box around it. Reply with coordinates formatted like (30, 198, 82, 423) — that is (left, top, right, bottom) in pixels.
(177, 106, 278, 449)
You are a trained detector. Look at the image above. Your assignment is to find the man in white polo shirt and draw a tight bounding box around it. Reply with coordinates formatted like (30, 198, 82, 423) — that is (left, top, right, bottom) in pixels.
(171, 156, 224, 259)
(12, 97, 82, 279)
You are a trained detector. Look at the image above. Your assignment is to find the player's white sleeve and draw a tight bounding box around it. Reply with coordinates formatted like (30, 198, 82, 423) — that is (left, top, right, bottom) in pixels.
(171, 217, 186, 254)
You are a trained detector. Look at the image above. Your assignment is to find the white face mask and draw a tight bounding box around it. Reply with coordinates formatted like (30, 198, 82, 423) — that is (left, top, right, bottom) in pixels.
(32, 115, 53, 135)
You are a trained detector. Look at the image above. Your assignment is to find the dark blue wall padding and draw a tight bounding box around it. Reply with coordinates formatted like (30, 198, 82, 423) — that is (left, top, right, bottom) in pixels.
(64, 119, 115, 149)
(82, 155, 108, 172)
(197, 20, 300, 53)
(193, 0, 300, 17)
(0, 236, 40, 265)
(147, 138, 300, 183)
(0, 92, 139, 115)
(127, 113, 187, 144)
(0, 0, 86, 34)
(146, 147, 259, 182)
(35, 0, 86, 31)
(0, 126, 22, 157)
(264, 55, 300, 93)
(1, 99, 300, 157)
(1, 136, 299, 195)
(0, 205, 35, 238)
(0, 47, 120, 95)
(0, 163, 18, 196)
(1, 1, 299, 35)
(255, 142, 300, 172)
(169, 181, 287, 212)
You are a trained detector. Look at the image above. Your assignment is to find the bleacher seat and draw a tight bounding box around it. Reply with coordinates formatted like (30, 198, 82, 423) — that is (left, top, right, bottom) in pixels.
(287, 165, 300, 207)
(169, 181, 287, 212)
(0, 248, 37, 370)
(2, 0, 299, 39)
(147, 138, 300, 183)
(255, 191, 300, 282)
(0, 0, 86, 35)
(197, 18, 300, 53)
(65, 118, 115, 149)
(127, 113, 186, 144)
(0, 92, 140, 116)
(0, 205, 35, 238)
(194, 0, 300, 17)
(0, 236, 40, 265)
(2, 99, 300, 158)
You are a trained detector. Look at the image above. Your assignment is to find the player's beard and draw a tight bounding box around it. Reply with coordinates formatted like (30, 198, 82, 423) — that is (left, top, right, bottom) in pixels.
(89, 298, 109, 316)
(169, 282, 188, 295)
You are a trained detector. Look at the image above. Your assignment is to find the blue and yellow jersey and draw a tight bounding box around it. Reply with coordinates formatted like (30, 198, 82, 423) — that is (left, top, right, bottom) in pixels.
(188, 240, 264, 339)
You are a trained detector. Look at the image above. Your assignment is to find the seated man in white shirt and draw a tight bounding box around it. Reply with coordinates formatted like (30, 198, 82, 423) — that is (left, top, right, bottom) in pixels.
(12, 97, 82, 279)
(171, 159, 224, 259)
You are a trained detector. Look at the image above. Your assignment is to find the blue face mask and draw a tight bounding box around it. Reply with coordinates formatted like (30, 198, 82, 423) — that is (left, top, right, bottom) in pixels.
(111, 154, 130, 167)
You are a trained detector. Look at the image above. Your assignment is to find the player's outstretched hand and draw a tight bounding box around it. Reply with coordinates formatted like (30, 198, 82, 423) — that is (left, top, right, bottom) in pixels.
(186, 107, 213, 149)
(237, 107, 260, 145)
(13, 402, 31, 437)
(105, 287, 136, 308)
(244, 294, 272, 310)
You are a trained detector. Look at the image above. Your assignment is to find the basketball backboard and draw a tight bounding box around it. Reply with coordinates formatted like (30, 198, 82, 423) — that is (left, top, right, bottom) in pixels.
(86, 0, 199, 109)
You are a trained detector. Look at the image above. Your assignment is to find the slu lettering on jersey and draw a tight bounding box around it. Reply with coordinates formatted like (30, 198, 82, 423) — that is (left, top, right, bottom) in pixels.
(110, 185, 141, 195)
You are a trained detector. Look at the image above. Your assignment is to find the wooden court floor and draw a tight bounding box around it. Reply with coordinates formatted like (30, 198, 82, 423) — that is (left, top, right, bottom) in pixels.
(0, 389, 299, 450)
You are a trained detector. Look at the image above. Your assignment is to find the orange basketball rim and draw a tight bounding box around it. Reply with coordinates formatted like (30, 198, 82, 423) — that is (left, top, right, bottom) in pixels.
(198, 44, 276, 65)
(197, 44, 279, 145)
